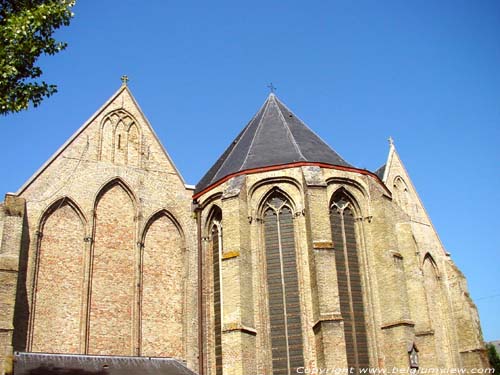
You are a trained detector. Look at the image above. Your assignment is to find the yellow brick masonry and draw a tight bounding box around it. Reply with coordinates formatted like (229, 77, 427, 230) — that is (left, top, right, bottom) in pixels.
(196, 163, 488, 374)
(0, 86, 198, 374)
(0, 86, 488, 375)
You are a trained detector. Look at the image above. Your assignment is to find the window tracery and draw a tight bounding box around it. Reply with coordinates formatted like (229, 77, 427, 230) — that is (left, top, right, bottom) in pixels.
(208, 208, 223, 375)
(330, 192, 369, 373)
(262, 192, 304, 374)
(100, 110, 141, 167)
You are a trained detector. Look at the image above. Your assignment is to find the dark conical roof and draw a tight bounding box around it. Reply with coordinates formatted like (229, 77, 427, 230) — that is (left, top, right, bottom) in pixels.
(195, 93, 352, 194)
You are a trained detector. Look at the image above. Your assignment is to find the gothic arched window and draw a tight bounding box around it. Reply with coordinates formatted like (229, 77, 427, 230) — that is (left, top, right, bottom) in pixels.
(100, 110, 141, 166)
(330, 192, 369, 373)
(393, 176, 410, 214)
(209, 208, 223, 375)
(422, 254, 449, 368)
(263, 192, 304, 374)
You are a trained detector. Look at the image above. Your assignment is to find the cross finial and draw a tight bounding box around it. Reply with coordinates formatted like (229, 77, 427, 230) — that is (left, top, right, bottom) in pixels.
(121, 75, 129, 86)
(388, 136, 395, 147)
(267, 82, 276, 94)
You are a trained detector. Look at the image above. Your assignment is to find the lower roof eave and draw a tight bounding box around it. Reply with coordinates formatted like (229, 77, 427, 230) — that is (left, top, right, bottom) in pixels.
(13, 352, 198, 375)
(192, 161, 390, 200)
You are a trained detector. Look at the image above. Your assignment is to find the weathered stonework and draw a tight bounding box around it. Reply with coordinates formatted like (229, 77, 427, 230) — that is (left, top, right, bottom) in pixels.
(0, 85, 197, 374)
(0, 87, 487, 375)
(195, 161, 487, 374)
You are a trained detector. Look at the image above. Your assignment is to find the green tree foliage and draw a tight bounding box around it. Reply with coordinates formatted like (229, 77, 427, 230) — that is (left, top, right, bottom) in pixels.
(0, 0, 74, 115)
(487, 344, 500, 374)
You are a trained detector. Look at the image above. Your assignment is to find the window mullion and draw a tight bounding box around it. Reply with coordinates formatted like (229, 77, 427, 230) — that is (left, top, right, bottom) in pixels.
(276, 209, 291, 374)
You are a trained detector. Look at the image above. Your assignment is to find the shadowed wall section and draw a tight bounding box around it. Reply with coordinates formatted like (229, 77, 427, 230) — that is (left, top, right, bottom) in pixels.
(31, 201, 85, 353)
(141, 213, 184, 357)
(207, 208, 223, 375)
(88, 183, 136, 355)
(422, 256, 450, 368)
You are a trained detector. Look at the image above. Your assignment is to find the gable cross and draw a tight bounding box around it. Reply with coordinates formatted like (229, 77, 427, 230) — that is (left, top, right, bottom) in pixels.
(267, 82, 276, 94)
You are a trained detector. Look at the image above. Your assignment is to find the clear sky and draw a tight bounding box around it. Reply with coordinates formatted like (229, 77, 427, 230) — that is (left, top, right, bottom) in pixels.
(1, 1, 499, 341)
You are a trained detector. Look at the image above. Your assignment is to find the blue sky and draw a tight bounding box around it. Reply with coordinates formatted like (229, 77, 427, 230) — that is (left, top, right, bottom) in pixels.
(1, 1, 499, 341)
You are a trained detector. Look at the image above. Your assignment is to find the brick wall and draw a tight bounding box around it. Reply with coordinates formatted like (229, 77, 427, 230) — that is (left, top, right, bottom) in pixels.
(88, 183, 136, 355)
(0, 86, 198, 374)
(31, 201, 86, 353)
(196, 163, 488, 374)
(141, 213, 184, 357)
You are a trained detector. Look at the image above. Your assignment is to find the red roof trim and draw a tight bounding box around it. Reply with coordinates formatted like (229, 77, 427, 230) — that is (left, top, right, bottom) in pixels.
(193, 162, 390, 200)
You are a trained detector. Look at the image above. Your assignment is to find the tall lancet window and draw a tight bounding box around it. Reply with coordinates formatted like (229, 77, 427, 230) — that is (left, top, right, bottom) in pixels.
(263, 192, 304, 374)
(330, 193, 369, 373)
(209, 208, 223, 375)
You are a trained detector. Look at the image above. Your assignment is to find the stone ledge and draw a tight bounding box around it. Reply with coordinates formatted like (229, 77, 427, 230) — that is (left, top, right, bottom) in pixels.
(222, 251, 240, 260)
(222, 323, 257, 336)
(415, 329, 434, 337)
(459, 348, 486, 354)
(381, 319, 415, 330)
(312, 313, 343, 331)
(313, 241, 334, 250)
(0, 255, 19, 272)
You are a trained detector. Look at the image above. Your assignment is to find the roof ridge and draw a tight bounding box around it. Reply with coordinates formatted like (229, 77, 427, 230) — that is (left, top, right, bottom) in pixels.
(195, 93, 355, 195)
(273, 95, 306, 161)
(274, 96, 352, 166)
(240, 95, 273, 170)
(211, 97, 269, 182)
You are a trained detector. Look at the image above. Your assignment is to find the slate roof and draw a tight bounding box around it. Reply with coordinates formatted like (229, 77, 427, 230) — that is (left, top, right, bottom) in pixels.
(375, 164, 386, 180)
(195, 93, 352, 194)
(14, 352, 198, 375)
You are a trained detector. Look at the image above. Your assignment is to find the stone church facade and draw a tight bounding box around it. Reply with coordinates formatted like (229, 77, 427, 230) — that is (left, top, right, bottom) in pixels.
(0, 84, 487, 374)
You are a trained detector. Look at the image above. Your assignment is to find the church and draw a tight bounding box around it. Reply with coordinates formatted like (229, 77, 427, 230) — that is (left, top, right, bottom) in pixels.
(0, 82, 488, 374)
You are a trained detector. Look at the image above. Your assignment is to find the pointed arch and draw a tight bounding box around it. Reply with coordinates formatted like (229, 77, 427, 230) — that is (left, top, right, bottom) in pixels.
(422, 252, 449, 367)
(248, 176, 302, 199)
(88, 178, 137, 355)
(261, 190, 304, 374)
(198, 192, 223, 211)
(204, 204, 222, 233)
(422, 253, 440, 279)
(100, 117, 114, 162)
(127, 123, 141, 167)
(31, 196, 86, 353)
(257, 186, 297, 216)
(140, 209, 185, 357)
(326, 177, 369, 201)
(99, 109, 142, 167)
(330, 187, 362, 216)
(205, 204, 223, 375)
(141, 209, 185, 244)
(393, 175, 409, 190)
(94, 177, 138, 210)
(329, 190, 369, 372)
(393, 176, 410, 214)
(39, 196, 87, 229)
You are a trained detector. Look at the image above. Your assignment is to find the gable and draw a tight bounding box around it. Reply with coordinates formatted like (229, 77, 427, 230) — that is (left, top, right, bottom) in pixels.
(382, 142, 447, 255)
(17, 85, 187, 197)
(383, 144, 430, 225)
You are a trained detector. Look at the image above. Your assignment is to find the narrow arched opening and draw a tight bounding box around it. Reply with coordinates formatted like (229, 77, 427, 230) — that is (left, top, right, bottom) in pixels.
(330, 190, 369, 373)
(261, 190, 304, 374)
(206, 205, 223, 375)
